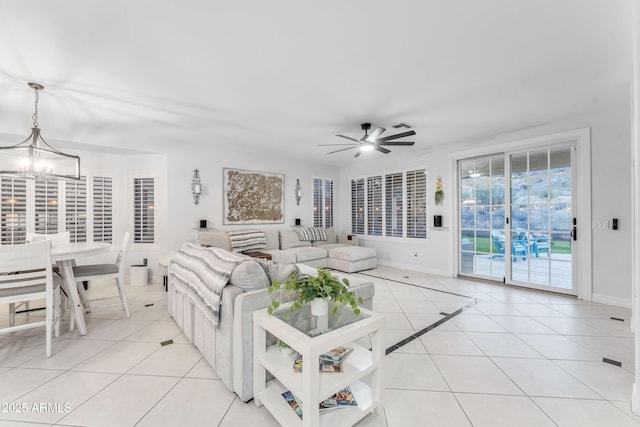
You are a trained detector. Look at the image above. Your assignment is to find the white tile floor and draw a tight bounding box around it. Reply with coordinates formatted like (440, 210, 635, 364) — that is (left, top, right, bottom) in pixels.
(0, 265, 639, 426)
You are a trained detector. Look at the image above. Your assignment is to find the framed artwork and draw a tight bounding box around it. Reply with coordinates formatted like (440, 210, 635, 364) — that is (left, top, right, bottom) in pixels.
(223, 168, 284, 224)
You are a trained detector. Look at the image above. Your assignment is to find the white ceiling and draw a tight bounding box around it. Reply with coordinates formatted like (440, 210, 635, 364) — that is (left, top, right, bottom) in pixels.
(0, 0, 632, 166)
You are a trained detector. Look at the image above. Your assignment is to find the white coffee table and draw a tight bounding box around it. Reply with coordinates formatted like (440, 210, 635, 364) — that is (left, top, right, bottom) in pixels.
(253, 302, 385, 427)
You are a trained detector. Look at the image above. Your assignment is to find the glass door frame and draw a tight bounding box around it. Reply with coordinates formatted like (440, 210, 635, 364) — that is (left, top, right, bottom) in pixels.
(452, 128, 592, 301)
(504, 143, 577, 295)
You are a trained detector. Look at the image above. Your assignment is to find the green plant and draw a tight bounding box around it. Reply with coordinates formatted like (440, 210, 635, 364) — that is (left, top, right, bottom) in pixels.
(267, 268, 363, 316)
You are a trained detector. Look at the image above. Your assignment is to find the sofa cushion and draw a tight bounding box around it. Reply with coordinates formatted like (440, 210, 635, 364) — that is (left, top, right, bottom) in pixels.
(229, 260, 270, 291)
(264, 229, 280, 250)
(328, 246, 377, 262)
(264, 262, 299, 283)
(312, 243, 344, 251)
(261, 249, 296, 264)
(228, 230, 267, 253)
(279, 230, 311, 249)
(286, 246, 327, 262)
(198, 231, 231, 251)
(294, 226, 327, 241)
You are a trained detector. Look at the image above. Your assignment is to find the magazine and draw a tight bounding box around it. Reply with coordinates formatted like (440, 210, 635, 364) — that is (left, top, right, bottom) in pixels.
(319, 346, 353, 363)
(293, 352, 346, 373)
(321, 386, 358, 407)
(319, 361, 343, 373)
(293, 353, 303, 373)
(281, 390, 302, 419)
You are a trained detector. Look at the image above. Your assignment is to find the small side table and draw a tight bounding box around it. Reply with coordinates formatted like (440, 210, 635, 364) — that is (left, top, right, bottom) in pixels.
(254, 303, 385, 427)
(244, 251, 272, 261)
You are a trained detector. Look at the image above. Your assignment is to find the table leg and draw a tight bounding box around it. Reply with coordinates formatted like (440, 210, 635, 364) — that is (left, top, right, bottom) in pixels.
(56, 260, 88, 336)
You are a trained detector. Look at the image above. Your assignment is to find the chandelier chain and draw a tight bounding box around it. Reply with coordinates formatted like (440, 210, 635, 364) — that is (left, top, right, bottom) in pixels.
(32, 87, 40, 128)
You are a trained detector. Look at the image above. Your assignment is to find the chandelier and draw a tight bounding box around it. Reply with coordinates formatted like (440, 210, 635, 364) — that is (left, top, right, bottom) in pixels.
(0, 82, 80, 180)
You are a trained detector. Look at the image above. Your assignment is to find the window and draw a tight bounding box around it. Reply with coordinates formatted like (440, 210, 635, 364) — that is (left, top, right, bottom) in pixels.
(0, 173, 112, 246)
(66, 177, 87, 242)
(351, 178, 365, 234)
(406, 169, 427, 238)
(385, 173, 403, 237)
(133, 177, 156, 244)
(93, 176, 113, 243)
(367, 176, 382, 236)
(313, 178, 334, 228)
(351, 168, 428, 239)
(0, 177, 27, 244)
(34, 178, 58, 234)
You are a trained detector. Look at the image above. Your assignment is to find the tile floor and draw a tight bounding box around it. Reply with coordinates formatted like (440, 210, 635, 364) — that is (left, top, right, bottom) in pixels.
(0, 265, 639, 426)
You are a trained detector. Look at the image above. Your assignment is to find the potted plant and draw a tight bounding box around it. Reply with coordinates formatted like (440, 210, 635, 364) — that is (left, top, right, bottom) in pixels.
(267, 267, 363, 317)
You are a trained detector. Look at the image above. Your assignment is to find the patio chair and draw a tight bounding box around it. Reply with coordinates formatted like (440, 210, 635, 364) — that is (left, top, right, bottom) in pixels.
(491, 230, 527, 262)
(0, 240, 61, 357)
(515, 230, 550, 257)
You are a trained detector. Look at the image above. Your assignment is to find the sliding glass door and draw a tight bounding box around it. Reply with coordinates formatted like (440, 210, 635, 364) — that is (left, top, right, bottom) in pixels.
(509, 147, 574, 292)
(459, 144, 576, 295)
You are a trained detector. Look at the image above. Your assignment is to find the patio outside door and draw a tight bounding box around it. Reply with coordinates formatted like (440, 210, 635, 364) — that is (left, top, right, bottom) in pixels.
(459, 145, 576, 295)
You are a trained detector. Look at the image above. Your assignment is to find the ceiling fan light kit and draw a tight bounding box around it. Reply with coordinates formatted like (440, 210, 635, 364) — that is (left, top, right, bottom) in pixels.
(320, 122, 416, 157)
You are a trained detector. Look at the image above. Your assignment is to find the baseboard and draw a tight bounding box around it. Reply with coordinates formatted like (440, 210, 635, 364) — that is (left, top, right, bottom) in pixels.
(591, 293, 632, 309)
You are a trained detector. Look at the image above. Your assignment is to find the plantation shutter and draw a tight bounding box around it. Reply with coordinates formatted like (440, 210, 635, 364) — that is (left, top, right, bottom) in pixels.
(324, 179, 333, 228)
(0, 177, 27, 244)
(133, 177, 155, 244)
(351, 178, 364, 234)
(93, 176, 113, 243)
(406, 169, 427, 238)
(385, 172, 403, 237)
(367, 176, 382, 236)
(313, 178, 322, 227)
(34, 178, 59, 234)
(65, 177, 87, 242)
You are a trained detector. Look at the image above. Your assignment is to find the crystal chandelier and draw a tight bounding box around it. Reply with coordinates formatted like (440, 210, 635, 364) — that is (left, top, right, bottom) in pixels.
(0, 82, 80, 180)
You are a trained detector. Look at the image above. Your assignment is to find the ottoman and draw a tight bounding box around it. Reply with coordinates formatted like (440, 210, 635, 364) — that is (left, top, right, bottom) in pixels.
(327, 245, 377, 273)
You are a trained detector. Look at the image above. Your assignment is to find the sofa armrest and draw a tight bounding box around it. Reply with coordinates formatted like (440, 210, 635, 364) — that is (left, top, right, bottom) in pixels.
(337, 234, 359, 246)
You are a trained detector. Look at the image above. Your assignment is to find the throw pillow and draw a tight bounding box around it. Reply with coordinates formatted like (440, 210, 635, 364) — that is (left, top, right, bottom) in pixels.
(294, 227, 327, 242)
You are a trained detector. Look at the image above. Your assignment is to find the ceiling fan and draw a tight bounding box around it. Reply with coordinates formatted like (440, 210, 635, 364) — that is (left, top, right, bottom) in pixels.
(320, 123, 416, 157)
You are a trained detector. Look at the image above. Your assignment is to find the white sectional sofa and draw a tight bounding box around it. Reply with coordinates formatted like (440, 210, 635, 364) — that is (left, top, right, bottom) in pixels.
(197, 227, 377, 273)
(168, 256, 375, 402)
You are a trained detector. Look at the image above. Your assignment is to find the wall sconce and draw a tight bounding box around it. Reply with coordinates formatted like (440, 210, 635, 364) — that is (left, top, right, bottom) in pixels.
(191, 168, 202, 205)
(295, 178, 302, 206)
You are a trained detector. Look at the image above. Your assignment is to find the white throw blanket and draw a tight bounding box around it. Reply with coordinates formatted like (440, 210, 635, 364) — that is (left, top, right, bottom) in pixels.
(168, 243, 249, 325)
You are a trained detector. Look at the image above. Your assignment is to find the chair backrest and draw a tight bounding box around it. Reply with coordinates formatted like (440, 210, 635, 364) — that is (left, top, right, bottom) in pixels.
(491, 230, 504, 241)
(0, 240, 53, 292)
(26, 231, 71, 246)
(115, 232, 131, 270)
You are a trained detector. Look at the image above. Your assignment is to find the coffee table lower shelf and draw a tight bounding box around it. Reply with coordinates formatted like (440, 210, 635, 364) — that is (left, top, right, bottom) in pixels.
(256, 379, 375, 427)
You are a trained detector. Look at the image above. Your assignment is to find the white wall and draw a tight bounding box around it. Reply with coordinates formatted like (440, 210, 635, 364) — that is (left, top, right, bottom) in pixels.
(69, 148, 168, 281)
(338, 91, 632, 305)
(165, 143, 340, 249)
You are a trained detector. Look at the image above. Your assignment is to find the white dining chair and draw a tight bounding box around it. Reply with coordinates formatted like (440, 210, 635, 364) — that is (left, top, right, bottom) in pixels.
(0, 240, 61, 357)
(72, 232, 131, 320)
(26, 231, 71, 246)
(10, 231, 71, 323)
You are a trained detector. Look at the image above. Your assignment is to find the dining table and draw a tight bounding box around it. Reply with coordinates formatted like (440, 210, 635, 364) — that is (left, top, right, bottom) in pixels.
(51, 242, 111, 336)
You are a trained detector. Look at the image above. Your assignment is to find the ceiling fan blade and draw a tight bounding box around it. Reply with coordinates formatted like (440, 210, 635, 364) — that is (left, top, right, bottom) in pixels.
(375, 146, 391, 154)
(327, 146, 359, 154)
(336, 134, 360, 143)
(366, 127, 386, 142)
(319, 143, 359, 146)
(376, 130, 416, 142)
(354, 150, 362, 158)
(378, 141, 415, 146)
